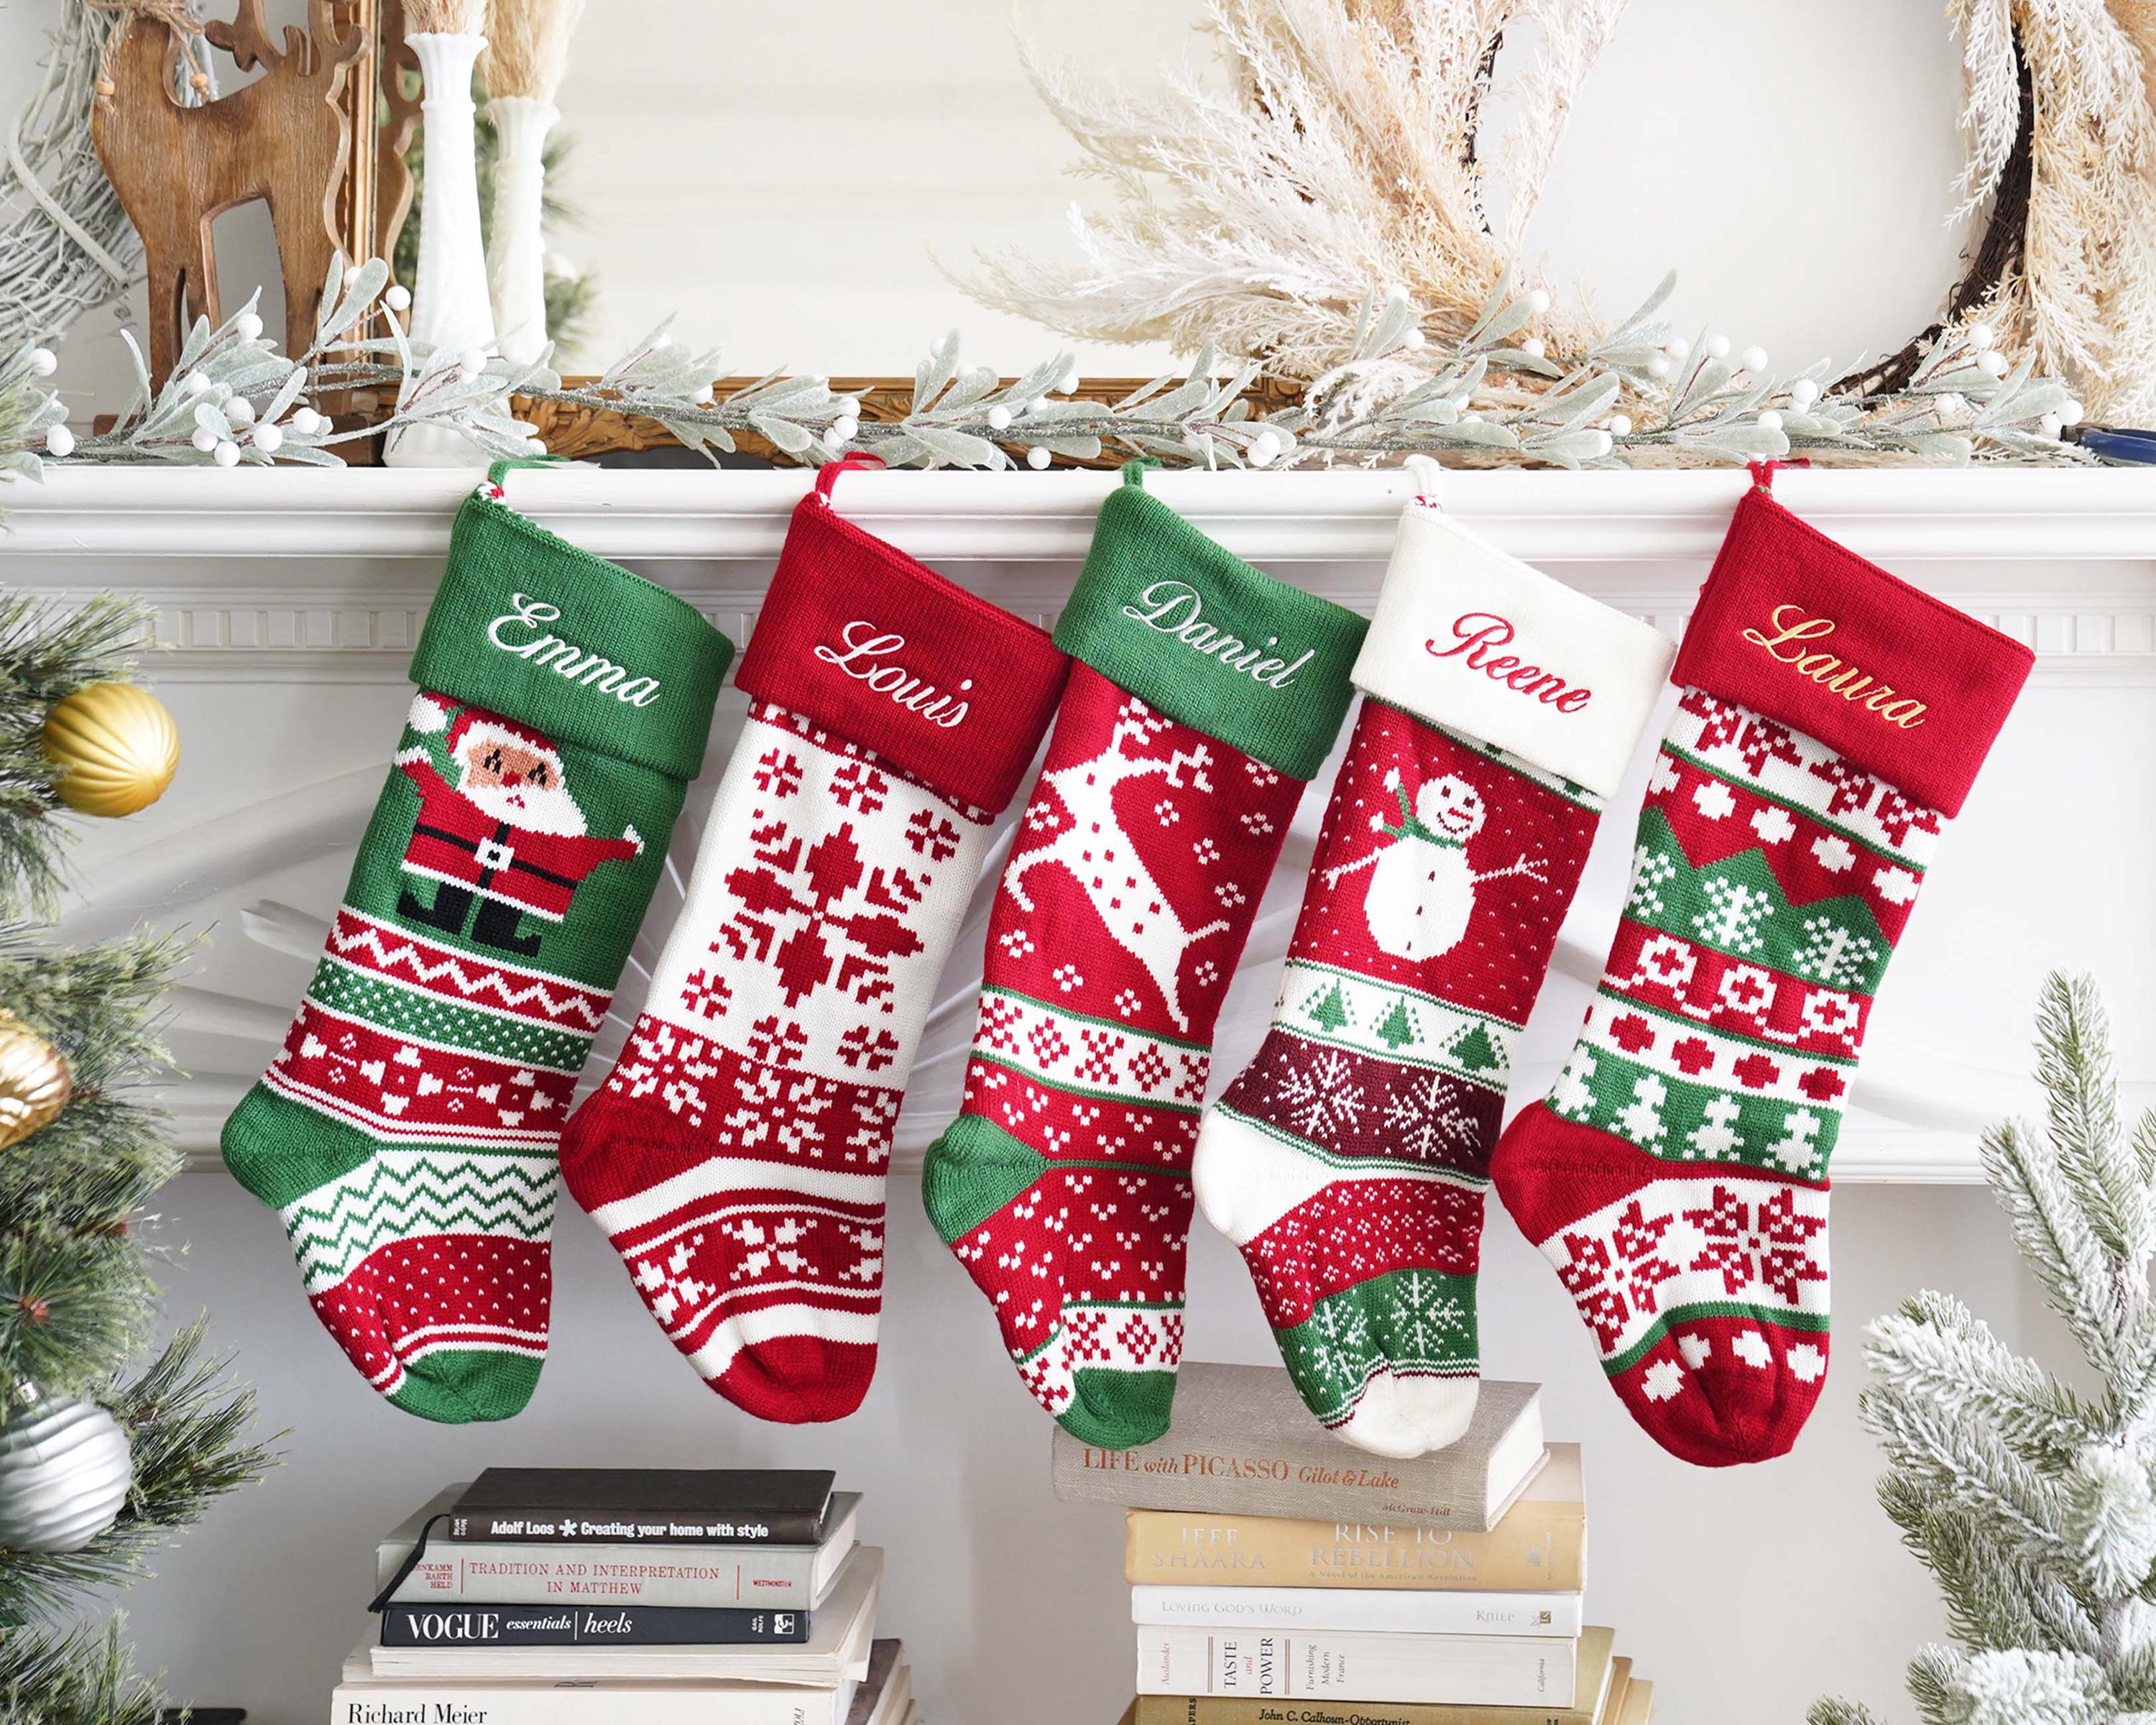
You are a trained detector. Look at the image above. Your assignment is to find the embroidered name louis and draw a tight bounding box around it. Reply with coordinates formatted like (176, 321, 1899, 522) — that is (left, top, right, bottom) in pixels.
(1742, 604, 1927, 728)
(1120, 581, 1312, 687)
(488, 595, 663, 706)
(813, 621, 972, 727)
(1424, 612, 1592, 712)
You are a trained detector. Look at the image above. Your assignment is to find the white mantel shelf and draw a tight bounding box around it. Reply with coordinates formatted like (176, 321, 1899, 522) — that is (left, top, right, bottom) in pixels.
(5, 464, 2154, 1185)
(11, 463, 2156, 564)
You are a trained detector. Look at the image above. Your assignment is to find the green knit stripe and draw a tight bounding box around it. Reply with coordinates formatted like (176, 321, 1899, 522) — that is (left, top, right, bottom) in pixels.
(1053, 481, 1365, 778)
(1547, 1039, 1843, 1178)
(411, 492, 734, 781)
(307, 966, 593, 1073)
(1276, 959, 1519, 1089)
(1628, 808, 1892, 995)
(1276, 1269, 1480, 1428)
(1603, 1300, 1832, 1376)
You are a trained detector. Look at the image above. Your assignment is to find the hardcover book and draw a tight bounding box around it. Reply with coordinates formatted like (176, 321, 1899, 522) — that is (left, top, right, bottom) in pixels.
(1124, 1445, 1584, 1592)
(1137, 1624, 1580, 1706)
(378, 1488, 860, 1611)
(1057, 1365, 1544, 1531)
(1127, 1626, 1616, 1725)
(448, 1468, 836, 1544)
(379, 1601, 811, 1647)
(369, 1548, 879, 1682)
(1130, 1583, 1584, 1637)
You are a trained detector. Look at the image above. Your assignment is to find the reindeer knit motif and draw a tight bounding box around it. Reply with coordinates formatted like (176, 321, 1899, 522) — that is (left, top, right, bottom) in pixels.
(924, 464, 1366, 1448)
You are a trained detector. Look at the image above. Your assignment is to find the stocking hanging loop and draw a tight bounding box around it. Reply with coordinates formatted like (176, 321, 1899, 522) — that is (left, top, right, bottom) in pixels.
(815, 451, 887, 504)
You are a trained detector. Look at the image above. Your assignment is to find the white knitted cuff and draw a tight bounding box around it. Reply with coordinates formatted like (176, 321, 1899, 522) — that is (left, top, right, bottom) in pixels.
(1351, 504, 1675, 797)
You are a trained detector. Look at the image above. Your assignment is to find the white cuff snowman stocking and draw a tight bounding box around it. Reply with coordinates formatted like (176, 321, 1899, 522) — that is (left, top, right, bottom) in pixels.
(1193, 492, 1674, 1457)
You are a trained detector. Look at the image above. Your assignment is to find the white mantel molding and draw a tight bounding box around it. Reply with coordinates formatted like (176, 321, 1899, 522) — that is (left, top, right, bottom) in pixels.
(10, 464, 2156, 566)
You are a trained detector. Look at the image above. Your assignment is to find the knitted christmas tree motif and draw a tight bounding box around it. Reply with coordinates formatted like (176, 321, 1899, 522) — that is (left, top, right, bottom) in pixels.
(1202, 700, 1600, 1446)
(225, 477, 729, 1423)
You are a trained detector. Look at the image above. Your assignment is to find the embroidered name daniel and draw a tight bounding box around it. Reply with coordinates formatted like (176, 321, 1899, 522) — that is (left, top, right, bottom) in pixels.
(489, 595, 662, 707)
(1120, 581, 1313, 687)
(814, 621, 972, 727)
(1742, 604, 1927, 729)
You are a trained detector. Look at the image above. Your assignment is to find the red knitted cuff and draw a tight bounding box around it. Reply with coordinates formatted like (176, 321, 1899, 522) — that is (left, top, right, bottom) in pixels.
(1673, 487, 2033, 815)
(734, 492, 1071, 813)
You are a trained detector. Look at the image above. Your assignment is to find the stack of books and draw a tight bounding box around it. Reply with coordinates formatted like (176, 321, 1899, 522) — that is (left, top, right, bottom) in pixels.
(333, 1468, 911, 1725)
(1056, 1363, 1655, 1725)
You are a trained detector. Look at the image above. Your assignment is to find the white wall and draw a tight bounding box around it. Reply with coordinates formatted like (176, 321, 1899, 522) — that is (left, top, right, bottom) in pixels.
(0, 6, 2092, 1724)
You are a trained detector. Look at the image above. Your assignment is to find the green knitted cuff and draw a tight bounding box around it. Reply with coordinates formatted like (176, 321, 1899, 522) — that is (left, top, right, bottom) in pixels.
(410, 490, 734, 783)
(1052, 477, 1365, 778)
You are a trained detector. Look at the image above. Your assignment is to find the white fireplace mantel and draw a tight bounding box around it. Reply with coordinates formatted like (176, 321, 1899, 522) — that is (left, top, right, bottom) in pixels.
(5, 464, 2152, 1182)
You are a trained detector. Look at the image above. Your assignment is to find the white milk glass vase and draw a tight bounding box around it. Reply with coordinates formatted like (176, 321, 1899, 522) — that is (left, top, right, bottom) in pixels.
(484, 94, 558, 367)
(385, 30, 497, 467)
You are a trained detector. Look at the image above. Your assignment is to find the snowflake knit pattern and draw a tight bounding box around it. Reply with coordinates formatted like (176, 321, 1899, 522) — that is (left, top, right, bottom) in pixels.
(221, 473, 731, 1422)
(923, 463, 1368, 1448)
(561, 460, 1070, 1422)
(1197, 498, 1675, 1456)
(1491, 477, 2034, 1468)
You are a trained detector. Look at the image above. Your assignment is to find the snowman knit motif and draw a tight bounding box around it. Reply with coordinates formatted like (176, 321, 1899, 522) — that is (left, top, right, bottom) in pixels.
(560, 462, 1069, 1422)
(1491, 479, 2033, 1467)
(221, 477, 732, 1422)
(1195, 497, 1675, 1456)
(923, 464, 1367, 1448)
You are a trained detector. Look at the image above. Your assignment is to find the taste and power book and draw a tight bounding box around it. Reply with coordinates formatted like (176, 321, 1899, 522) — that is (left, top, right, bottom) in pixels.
(377, 1487, 861, 1611)
(1135, 1622, 1583, 1708)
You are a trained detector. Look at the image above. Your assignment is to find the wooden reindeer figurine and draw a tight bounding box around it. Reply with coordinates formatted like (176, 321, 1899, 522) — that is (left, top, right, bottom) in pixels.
(92, 1, 368, 383)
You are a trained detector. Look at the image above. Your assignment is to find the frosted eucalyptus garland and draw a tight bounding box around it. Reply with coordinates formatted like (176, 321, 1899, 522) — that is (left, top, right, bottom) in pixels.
(0, 255, 2096, 481)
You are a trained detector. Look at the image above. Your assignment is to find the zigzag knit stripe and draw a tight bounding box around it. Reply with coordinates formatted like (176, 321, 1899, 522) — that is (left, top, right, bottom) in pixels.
(282, 1149, 556, 1289)
(328, 907, 612, 1030)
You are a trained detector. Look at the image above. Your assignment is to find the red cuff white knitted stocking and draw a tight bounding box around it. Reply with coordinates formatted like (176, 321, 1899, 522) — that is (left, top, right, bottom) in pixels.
(560, 459, 1069, 1422)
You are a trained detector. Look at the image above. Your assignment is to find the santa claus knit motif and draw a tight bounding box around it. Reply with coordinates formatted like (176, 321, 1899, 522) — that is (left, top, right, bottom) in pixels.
(558, 462, 1071, 1422)
(1492, 479, 2032, 1467)
(561, 704, 995, 1420)
(1197, 700, 1600, 1453)
(224, 479, 729, 1423)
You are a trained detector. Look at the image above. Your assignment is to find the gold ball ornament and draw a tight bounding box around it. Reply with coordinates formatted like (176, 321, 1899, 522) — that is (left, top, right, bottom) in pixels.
(41, 683, 179, 817)
(0, 1016, 69, 1153)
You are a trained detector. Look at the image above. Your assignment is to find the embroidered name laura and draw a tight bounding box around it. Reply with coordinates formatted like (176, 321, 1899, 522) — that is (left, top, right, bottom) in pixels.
(488, 596, 663, 706)
(814, 622, 972, 727)
(1742, 604, 1927, 728)
(1120, 581, 1313, 687)
(1424, 612, 1592, 711)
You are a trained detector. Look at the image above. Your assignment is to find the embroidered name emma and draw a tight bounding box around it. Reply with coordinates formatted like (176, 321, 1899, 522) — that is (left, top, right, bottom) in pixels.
(1742, 604, 1927, 729)
(488, 595, 663, 706)
(1424, 612, 1592, 711)
(814, 622, 972, 727)
(1120, 581, 1313, 687)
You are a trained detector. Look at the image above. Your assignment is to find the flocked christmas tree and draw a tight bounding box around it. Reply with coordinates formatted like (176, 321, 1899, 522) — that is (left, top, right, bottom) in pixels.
(1815, 972, 2156, 1725)
(0, 578, 269, 1721)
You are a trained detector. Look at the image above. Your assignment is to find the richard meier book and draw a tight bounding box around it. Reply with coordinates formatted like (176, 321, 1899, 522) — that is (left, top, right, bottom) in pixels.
(1128, 1627, 1616, 1725)
(1137, 1624, 1579, 1706)
(448, 1468, 834, 1545)
(377, 1488, 860, 1610)
(1057, 1365, 1544, 1532)
(1125, 1445, 1583, 1592)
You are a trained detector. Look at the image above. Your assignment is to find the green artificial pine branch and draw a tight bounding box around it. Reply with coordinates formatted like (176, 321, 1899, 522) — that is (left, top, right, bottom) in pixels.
(1815, 973, 2156, 1725)
(0, 594, 268, 1720)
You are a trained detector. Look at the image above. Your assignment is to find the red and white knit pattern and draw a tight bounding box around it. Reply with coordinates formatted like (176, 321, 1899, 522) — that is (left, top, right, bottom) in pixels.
(561, 704, 992, 1421)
